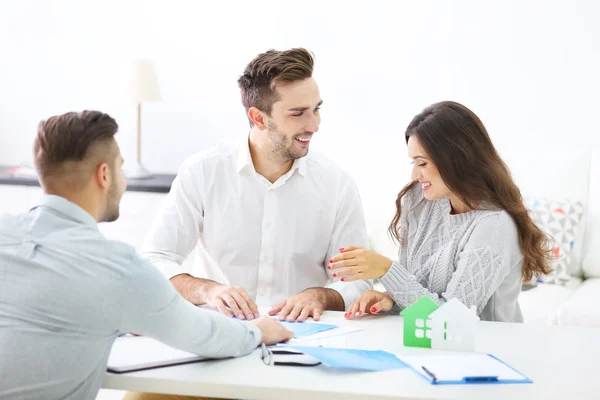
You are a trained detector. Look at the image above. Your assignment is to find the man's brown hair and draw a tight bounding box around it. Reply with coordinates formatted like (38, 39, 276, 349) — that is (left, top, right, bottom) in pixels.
(237, 48, 314, 127)
(33, 110, 119, 190)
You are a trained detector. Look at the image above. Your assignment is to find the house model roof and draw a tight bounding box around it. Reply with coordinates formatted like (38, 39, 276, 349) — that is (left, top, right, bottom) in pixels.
(400, 295, 439, 317)
(428, 298, 480, 321)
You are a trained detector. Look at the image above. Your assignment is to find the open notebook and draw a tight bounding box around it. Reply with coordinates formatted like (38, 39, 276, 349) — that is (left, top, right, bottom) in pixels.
(107, 336, 208, 373)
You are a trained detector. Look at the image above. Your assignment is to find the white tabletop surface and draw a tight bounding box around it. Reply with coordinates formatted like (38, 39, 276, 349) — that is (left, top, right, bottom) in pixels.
(103, 307, 600, 399)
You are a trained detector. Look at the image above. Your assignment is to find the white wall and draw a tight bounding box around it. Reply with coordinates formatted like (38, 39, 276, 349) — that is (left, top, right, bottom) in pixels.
(1, 0, 599, 245)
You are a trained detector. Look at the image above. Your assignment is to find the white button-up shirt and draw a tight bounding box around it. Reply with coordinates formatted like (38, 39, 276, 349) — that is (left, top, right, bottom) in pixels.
(141, 139, 371, 307)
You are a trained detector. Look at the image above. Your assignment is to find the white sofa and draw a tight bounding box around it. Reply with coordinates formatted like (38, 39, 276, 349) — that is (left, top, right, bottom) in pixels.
(366, 146, 600, 327)
(552, 148, 600, 327)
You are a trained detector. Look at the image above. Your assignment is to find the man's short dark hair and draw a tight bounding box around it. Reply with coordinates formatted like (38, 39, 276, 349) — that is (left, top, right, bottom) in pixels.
(34, 110, 119, 189)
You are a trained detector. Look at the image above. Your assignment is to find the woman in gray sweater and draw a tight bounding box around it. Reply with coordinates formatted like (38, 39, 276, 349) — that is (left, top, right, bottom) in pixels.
(329, 101, 552, 322)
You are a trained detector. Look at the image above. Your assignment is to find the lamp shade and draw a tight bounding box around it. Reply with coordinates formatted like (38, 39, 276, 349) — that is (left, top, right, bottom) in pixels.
(132, 59, 161, 103)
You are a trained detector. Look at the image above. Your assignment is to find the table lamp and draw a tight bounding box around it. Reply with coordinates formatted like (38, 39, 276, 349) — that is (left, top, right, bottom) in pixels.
(127, 59, 161, 179)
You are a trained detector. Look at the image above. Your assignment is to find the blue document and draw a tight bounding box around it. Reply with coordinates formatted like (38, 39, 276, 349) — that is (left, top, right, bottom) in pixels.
(233, 317, 337, 338)
(278, 321, 337, 338)
(283, 345, 408, 371)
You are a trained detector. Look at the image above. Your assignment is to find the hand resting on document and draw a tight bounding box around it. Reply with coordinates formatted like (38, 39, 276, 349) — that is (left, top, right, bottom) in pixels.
(251, 317, 294, 345)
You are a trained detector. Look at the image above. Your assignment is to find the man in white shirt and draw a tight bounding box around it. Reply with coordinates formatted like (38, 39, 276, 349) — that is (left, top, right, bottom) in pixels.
(141, 48, 371, 322)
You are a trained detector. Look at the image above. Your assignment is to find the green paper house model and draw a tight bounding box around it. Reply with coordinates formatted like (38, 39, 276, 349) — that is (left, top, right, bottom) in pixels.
(400, 296, 439, 348)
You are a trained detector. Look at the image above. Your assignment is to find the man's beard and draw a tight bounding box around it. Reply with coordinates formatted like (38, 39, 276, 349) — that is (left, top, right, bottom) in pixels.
(267, 120, 309, 162)
(101, 181, 120, 223)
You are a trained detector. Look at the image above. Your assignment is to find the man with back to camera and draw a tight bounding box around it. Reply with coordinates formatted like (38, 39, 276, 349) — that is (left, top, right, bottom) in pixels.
(140, 47, 372, 325)
(0, 110, 293, 400)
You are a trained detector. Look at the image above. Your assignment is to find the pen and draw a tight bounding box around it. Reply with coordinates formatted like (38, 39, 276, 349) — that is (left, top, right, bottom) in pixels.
(421, 365, 437, 383)
(463, 376, 499, 383)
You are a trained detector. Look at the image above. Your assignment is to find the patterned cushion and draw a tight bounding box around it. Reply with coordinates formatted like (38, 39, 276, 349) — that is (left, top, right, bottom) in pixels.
(524, 198, 585, 285)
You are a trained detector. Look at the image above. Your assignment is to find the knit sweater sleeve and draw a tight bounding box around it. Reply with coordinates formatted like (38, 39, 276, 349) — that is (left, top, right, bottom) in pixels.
(379, 211, 522, 315)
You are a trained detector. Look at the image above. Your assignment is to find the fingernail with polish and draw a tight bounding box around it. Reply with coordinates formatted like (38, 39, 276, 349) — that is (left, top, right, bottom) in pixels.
(359, 311, 363, 316)
(327, 264, 331, 269)
(339, 248, 345, 252)
(341, 278, 345, 282)
(333, 273, 337, 277)
(371, 307, 377, 313)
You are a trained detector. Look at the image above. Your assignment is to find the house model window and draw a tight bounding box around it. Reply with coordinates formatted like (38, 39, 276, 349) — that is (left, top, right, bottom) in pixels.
(415, 318, 433, 339)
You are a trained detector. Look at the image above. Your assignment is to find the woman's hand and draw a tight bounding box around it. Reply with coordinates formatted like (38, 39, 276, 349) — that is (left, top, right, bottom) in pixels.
(329, 246, 393, 281)
(345, 290, 394, 319)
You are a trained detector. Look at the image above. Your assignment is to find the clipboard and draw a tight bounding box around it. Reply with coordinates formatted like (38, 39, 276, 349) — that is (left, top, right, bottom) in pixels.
(400, 353, 532, 385)
(107, 336, 208, 373)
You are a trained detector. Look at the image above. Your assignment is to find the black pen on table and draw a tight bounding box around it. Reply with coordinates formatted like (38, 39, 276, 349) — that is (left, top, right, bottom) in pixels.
(421, 365, 437, 383)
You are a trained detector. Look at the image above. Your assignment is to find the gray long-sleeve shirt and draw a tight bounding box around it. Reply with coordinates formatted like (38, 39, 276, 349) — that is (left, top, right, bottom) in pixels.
(380, 185, 524, 322)
(0, 195, 261, 400)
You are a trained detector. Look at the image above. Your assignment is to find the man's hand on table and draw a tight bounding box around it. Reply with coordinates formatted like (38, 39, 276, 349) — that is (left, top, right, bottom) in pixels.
(251, 317, 294, 345)
(171, 274, 259, 320)
(267, 287, 344, 322)
(204, 283, 260, 320)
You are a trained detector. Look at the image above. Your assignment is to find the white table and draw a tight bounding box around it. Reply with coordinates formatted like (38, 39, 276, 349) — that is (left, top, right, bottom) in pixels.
(103, 309, 600, 399)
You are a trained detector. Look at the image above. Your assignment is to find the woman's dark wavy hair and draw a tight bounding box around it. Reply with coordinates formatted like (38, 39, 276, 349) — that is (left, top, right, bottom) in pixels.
(388, 101, 552, 281)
